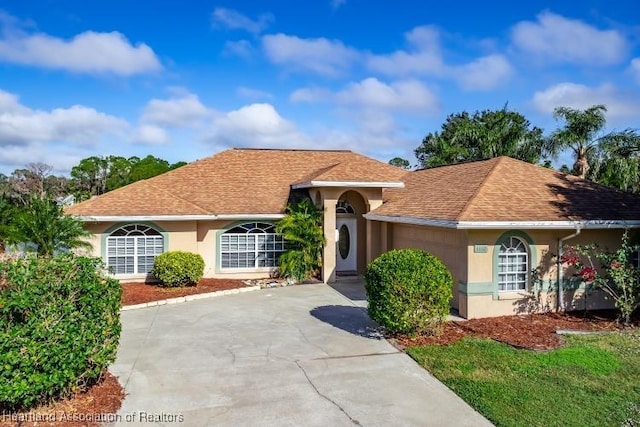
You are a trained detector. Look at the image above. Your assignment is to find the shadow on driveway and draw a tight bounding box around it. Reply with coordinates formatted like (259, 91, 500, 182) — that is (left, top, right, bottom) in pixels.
(310, 305, 383, 339)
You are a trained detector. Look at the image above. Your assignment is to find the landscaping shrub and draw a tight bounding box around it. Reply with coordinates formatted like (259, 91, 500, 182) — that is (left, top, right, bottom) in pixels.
(0, 255, 121, 410)
(365, 249, 453, 335)
(276, 199, 325, 282)
(152, 251, 204, 287)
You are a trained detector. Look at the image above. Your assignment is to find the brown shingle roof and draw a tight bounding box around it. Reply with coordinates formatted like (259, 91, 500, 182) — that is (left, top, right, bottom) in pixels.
(373, 156, 640, 222)
(66, 148, 407, 217)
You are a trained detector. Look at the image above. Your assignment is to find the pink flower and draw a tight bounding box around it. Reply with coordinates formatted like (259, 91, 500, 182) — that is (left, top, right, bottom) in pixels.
(610, 261, 622, 269)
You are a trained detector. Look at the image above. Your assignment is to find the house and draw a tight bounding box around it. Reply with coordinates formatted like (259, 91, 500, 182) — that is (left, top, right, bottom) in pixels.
(66, 148, 640, 319)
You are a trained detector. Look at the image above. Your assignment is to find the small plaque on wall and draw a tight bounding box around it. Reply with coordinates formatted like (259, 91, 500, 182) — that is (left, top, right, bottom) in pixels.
(474, 244, 488, 253)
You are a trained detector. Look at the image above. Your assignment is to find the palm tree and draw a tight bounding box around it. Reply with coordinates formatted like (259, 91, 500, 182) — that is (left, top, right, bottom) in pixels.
(546, 105, 640, 180)
(5, 196, 91, 256)
(276, 199, 325, 281)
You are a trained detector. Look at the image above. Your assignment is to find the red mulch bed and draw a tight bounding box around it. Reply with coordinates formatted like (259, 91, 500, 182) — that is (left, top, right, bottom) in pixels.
(0, 371, 124, 427)
(394, 311, 637, 351)
(121, 278, 249, 306)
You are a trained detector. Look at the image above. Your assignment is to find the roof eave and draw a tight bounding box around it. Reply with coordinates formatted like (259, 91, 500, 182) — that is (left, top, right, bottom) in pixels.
(291, 181, 405, 189)
(75, 214, 286, 222)
(364, 214, 640, 230)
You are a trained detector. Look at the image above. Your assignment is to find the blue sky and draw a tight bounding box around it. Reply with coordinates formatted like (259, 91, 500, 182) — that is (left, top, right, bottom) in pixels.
(0, 0, 638, 174)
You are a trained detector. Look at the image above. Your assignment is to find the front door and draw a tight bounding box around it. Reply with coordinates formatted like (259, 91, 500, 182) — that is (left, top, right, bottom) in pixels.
(336, 217, 357, 272)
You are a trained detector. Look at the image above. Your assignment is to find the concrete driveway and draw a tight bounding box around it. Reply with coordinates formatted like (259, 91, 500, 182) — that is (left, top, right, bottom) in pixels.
(111, 283, 492, 426)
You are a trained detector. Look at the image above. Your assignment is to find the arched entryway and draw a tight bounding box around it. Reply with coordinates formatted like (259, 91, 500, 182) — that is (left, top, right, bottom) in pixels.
(336, 190, 366, 275)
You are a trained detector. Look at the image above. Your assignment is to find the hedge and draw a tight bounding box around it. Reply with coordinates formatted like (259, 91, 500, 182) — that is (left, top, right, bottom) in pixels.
(0, 255, 121, 410)
(365, 249, 453, 335)
(152, 251, 205, 287)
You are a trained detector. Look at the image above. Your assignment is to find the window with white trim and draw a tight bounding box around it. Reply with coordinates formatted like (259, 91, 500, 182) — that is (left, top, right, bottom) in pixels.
(106, 224, 164, 275)
(498, 237, 529, 291)
(220, 223, 285, 269)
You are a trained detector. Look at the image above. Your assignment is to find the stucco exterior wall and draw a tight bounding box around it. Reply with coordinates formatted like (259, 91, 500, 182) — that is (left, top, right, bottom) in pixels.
(317, 187, 385, 283)
(461, 228, 625, 319)
(389, 223, 468, 310)
(86, 219, 282, 282)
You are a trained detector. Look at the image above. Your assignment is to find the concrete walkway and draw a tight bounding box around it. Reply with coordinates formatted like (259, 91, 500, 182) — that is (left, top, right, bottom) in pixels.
(111, 283, 492, 426)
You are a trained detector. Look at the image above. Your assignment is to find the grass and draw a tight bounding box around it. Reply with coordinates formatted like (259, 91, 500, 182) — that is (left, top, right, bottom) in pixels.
(407, 332, 640, 427)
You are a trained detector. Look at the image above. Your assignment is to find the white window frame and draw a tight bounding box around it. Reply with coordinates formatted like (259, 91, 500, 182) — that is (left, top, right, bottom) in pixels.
(498, 236, 529, 292)
(106, 224, 164, 275)
(220, 223, 286, 271)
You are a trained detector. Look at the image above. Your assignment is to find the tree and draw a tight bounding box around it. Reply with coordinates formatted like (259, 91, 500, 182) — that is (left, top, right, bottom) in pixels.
(276, 199, 325, 281)
(128, 155, 171, 182)
(0, 196, 14, 253)
(5, 196, 91, 256)
(546, 104, 640, 180)
(8, 163, 67, 203)
(69, 155, 186, 201)
(415, 107, 545, 168)
(69, 156, 109, 200)
(388, 157, 411, 169)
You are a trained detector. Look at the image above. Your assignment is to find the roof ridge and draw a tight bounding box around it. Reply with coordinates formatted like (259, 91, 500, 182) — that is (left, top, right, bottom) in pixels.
(456, 157, 504, 220)
(146, 181, 211, 214)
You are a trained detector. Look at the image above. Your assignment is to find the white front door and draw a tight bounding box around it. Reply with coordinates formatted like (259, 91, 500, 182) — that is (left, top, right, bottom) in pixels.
(336, 217, 357, 272)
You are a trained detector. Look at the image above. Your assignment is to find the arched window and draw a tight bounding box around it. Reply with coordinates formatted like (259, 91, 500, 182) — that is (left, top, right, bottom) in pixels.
(497, 236, 529, 291)
(106, 224, 164, 275)
(220, 223, 285, 269)
(336, 200, 355, 214)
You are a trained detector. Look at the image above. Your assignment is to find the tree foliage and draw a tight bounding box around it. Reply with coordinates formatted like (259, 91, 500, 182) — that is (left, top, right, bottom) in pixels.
(415, 107, 545, 168)
(546, 105, 640, 180)
(69, 155, 186, 201)
(388, 157, 411, 169)
(276, 199, 325, 282)
(4, 196, 91, 257)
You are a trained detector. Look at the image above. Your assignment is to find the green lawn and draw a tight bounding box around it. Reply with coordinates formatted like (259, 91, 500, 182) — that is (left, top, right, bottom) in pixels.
(407, 332, 640, 427)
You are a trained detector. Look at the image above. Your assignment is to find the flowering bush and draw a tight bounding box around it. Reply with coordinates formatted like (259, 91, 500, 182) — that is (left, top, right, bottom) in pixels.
(562, 231, 640, 324)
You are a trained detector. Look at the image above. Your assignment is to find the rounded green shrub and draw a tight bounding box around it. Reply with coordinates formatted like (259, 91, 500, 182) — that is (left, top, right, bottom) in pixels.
(365, 249, 453, 335)
(152, 251, 205, 287)
(0, 255, 121, 410)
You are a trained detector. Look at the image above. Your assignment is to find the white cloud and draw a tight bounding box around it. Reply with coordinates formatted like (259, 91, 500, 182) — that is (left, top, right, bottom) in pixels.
(453, 54, 513, 91)
(207, 103, 309, 147)
(223, 40, 255, 59)
(0, 29, 161, 75)
(331, 0, 346, 10)
(237, 86, 273, 100)
(367, 26, 445, 76)
(631, 58, 640, 84)
(212, 7, 273, 34)
(511, 11, 627, 65)
(262, 33, 360, 77)
(532, 82, 640, 118)
(0, 90, 127, 147)
(335, 78, 438, 113)
(365, 26, 511, 90)
(0, 143, 86, 173)
(134, 124, 168, 145)
(141, 93, 210, 127)
(289, 87, 333, 103)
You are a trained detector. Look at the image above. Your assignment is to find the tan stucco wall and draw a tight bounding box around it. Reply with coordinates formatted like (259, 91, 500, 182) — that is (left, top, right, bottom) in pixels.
(461, 228, 625, 319)
(86, 219, 281, 282)
(389, 223, 468, 310)
(318, 187, 385, 283)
